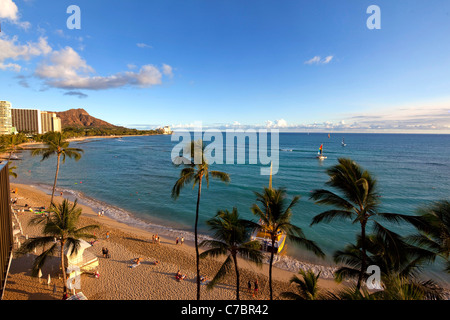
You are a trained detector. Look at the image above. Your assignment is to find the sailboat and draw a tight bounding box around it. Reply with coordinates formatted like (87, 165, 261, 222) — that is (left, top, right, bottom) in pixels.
(316, 144, 327, 160)
(251, 162, 287, 254)
(342, 138, 347, 147)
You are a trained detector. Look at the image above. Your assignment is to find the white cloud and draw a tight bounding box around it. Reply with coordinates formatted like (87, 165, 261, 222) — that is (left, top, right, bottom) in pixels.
(0, 35, 52, 71)
(35, 46, 173, 90)
(0, 0, 31, 29)
(304, 56, 321, 65)
(322, 56, 334, 64)
(305, 55, 334, 65)
(0, 0, 19, 21)
(137, 43, 152, 49)
(162, 64, 173, 78)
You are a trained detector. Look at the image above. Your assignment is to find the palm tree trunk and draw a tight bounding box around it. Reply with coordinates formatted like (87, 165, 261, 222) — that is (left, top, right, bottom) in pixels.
(60, 239, 67, 295)
(269, 237, 276, 300)
(195, 175, 203, 300)
(233, 255, 240, 300)
(51, 154, 61, 208)
(357, 220, 368, 290)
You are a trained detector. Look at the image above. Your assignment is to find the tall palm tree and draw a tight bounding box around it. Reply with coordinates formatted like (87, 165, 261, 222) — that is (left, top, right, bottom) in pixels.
(280, 268, 323, 300)
(252, 187, 325, 300)
(199, 208, 263, 300)
(309, 158, 428, 290)
(408, 200, 450, 273)
(172, 139, 230, 300)
(17, 199, 99, 296)
(32, 132, 84, 208)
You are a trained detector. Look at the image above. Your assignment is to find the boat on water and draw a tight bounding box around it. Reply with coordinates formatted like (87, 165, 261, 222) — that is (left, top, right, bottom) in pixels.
(251, 228, 287, 254)
(316, 144, 327, 160)
(342, 138, 347, 147)
(250, 162, 287, 254)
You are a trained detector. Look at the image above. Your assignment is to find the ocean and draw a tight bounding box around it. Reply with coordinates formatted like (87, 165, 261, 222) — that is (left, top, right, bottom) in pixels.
(13, 132, 450, 284)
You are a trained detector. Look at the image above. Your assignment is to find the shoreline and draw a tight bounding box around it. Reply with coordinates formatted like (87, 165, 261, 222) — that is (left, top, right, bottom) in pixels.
(4, 182, 344, 300)
(21, 181, 340, 279)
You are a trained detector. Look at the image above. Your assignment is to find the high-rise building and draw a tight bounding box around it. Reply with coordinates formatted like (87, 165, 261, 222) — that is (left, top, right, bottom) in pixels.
(41, 111, 62, 134)
(0, 101, 13, 135)
(11, 109, 42, 134)
(10, 108, 62, 134)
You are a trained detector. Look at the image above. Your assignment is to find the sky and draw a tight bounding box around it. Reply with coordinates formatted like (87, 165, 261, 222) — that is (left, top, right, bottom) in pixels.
(0, 0, 450, 133)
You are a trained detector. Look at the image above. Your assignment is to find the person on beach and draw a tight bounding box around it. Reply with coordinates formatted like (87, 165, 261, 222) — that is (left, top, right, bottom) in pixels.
(106, 231, 110, 240)
(181, 237, 184, 245)
(176, 237, 179, 245)
(248, 280, 252, 293)
(253, 279, 259, 297)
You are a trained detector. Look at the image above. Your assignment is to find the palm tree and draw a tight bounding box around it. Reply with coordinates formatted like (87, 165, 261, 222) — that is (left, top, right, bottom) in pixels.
(408, 200, 450, 273)
(332, 226, 436, 285)
(17, 199, 99, 296)
(9, 165, 18, 179)
(171, 139, 230, 300)
(252, 187, 325, 300)
(31, 132, 84, 208)
(310, 158, 432, 290)
(199, 208, 263, 300)
(280, 268, 323, 300)
(0, 133, 27, 160)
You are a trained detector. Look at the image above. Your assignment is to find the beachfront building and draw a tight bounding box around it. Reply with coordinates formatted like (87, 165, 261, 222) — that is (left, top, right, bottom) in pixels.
(163, 126, 172, 135)
(0, 101, 13, 135)
(11, 109, 42, 134)
(0, 162, 13, 299)
(11, 109, 62, 134)
(41, 111, 62, 134)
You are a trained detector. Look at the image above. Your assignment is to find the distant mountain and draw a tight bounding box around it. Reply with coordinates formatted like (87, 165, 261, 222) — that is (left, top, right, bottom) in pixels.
(55, 109, 120, 129)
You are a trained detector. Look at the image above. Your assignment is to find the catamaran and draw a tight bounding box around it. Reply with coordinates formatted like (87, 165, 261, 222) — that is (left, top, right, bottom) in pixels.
(316, 144, 327, 160)
(251, 162, 287, 254)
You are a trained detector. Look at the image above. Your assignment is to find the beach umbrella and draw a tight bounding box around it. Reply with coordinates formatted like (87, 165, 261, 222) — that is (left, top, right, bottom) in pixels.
(47, 274, 51, 286)
(38, 269, 42, 283)
(53, 283, 57, 294)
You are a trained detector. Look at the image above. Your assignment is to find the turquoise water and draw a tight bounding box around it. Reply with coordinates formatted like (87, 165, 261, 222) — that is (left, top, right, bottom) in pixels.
(13, 133, 450, 283)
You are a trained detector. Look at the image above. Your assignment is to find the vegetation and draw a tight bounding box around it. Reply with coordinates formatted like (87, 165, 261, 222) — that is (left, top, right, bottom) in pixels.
(61, 126, 163, 139)
(17, 200, 99, 296)
(31, 132, 84, 208)
(199, 208, 263, 300)
(408, 200, 450, 273)
(0, 133, 28, 160)
(252, 187, 324, 300)
(172, 139, 231, 300)
(280, 269, 324, 300)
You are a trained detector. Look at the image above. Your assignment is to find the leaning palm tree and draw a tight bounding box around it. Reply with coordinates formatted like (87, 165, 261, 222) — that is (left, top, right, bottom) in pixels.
(17, 199, 99, 296)
(32, 132, 84, 208)
(199, 208, 263, 300)
(172, 139, 230, 300)
(252, 187, 325, 300)
(280, 268, 323, 300)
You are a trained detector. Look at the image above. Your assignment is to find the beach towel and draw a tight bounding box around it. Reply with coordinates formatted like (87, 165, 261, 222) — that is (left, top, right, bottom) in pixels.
(129, 263, 140, 268)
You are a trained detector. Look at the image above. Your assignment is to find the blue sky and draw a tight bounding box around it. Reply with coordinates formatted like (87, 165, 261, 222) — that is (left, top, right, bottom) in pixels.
(1, 0, 449, 132)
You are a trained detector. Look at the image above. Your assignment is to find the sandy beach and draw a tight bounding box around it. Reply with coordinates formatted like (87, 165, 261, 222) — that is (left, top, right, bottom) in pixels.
(3, 183, 342, 300)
